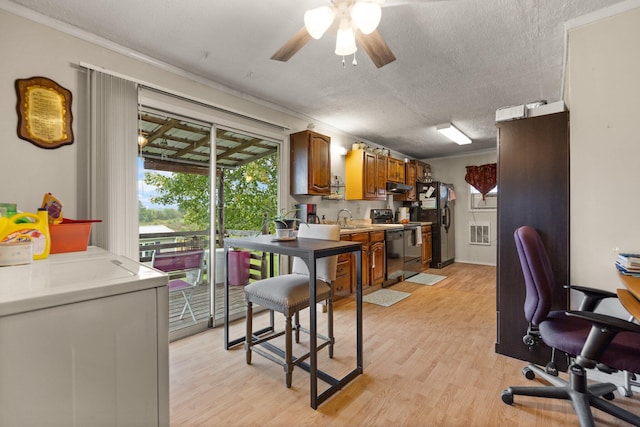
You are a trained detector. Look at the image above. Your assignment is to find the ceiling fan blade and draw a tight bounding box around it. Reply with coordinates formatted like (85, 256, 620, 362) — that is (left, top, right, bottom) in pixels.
(271, 27, 312, 62)
(355, 29, 396, 68)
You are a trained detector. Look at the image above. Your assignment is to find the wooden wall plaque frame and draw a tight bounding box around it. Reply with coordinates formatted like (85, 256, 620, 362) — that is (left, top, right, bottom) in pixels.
(15, 76, 74, 149)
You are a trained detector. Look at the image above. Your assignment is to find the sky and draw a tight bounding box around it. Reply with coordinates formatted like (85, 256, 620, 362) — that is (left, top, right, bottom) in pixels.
(137, 157, 177, 209)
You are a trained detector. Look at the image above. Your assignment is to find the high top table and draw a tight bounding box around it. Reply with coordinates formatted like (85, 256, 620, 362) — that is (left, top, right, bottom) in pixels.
(223, 234, 363, 409)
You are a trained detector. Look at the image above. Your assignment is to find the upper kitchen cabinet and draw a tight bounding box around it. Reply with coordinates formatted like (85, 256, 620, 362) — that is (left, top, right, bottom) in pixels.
(290, 130, 331, 195)
(415, 161, 431, 183)
(394, 160, 417, 202)
(345, 149, 386, 200)
(386, 157, 405, 183)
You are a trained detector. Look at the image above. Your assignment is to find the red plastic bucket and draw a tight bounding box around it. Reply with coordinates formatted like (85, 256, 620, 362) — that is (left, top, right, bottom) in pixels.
(228, 250, 250, 286)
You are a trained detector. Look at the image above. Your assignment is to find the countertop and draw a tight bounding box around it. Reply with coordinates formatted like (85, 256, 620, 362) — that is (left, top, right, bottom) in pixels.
(0, 247, 168, 316)
(337, 222, 432, 234)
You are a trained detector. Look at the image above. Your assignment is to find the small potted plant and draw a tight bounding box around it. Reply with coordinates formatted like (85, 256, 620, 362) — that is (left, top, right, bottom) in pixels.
(266, 208, 306, 238)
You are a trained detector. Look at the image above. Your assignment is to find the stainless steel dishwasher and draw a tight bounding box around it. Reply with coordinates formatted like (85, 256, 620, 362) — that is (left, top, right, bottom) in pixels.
(403, 225, 422, 279)
(385, 228, 404, 284)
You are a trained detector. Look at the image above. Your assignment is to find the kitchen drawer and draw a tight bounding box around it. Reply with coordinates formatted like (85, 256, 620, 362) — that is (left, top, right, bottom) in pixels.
(370, 231, 385, 242)
(336, 261, 350, 277)
(350, 232, 370, 243)
(338, 253, 350, 262)
(338, 234, 352, 262)
(334, 274, 351, 293)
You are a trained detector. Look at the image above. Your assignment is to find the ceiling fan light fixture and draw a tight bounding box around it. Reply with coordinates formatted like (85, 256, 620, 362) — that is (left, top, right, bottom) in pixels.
(437, 123, 472, 145)
(335, 20, 357, 56)
(351, 1, 382, 35)
(304, 6, 336, 39)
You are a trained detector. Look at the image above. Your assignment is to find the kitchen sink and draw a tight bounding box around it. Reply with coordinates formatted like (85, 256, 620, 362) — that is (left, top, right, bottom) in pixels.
(339, 225, 372, 230)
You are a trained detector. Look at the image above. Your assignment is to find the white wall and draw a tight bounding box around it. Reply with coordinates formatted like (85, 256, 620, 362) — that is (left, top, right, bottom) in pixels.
(565, 6, 640, 303)
(426, 151, 498, 266)
(0, 7, 358, 218)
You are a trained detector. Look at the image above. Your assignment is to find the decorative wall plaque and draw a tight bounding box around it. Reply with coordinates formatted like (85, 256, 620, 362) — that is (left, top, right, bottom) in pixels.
(15, 76, 74, 149)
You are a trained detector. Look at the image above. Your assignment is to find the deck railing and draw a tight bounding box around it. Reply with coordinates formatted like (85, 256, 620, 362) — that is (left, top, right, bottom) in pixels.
(139, 229, 269, 333)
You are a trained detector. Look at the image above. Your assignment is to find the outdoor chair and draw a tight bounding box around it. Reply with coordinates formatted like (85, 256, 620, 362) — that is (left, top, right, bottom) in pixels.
(244, 224, 340, 388)
(152, 249, 205, 323)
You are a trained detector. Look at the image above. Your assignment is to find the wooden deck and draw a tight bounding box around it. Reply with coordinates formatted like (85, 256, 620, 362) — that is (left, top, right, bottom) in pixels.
(169, 281, 247, 332)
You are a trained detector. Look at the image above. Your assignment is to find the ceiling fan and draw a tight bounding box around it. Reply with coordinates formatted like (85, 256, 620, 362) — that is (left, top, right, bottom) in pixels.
(271, 0, 396, 68)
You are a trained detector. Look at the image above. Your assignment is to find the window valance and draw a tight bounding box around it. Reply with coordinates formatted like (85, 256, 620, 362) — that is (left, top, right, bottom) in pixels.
(465, 163, 497, 200)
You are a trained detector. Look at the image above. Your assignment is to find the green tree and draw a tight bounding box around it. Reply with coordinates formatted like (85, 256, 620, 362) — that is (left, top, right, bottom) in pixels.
(144, 172, 209, 230)
(221, 152, 278, 231)
(143, 152, 278, 232)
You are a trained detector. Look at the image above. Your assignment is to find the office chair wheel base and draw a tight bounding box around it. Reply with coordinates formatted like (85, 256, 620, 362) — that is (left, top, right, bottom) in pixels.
(603, 392, 615, 401)
(618, 385, 633, 398)
(522, 367, 535, 380)
(522, 334, 536, 347)
(501, 390, 514, 405)
(545, 362, 558, 377)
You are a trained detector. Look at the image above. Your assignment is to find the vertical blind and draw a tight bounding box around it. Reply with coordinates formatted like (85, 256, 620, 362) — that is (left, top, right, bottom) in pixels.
(89, 71, 139, 259)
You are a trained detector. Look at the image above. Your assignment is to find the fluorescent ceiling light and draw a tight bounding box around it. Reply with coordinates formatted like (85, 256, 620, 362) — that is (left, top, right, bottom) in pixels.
(436, 123, 472, 145)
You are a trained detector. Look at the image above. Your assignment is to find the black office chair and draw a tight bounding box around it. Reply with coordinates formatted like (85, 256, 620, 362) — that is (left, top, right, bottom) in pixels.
(501, 226, 640, 426)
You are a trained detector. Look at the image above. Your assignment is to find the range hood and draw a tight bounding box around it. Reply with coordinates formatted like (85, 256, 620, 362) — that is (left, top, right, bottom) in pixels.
(386, 182, 413, 193)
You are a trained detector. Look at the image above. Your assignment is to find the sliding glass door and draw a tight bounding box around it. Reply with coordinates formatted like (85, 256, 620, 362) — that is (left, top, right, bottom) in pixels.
(137, 105, 283, 340)
(137, 109, 213, 340)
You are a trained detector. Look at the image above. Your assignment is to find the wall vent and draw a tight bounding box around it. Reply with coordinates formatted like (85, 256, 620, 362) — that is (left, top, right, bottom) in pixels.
(469, 222, 491, 246)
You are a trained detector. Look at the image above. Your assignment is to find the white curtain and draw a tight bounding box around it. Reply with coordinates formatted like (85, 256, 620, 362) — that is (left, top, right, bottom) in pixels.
(89, 71, 139, 259)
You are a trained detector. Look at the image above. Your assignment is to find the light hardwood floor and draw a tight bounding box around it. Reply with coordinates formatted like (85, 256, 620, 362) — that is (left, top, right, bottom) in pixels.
(169, 263, 640, 426)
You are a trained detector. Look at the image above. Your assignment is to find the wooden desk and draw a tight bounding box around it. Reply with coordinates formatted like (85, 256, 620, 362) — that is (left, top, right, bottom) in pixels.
(619, 273, 640, 301)
(618, 273, 640, 319)
(223, 235, 363, 409)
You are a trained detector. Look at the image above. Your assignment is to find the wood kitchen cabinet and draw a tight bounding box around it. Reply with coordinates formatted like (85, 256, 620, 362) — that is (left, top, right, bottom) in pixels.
(370, 231, 385, 286)
(375, 155, 387, 198)
(394, 160, 417, 202)
(336, 230, 385, 293)
(496, 110, 569, 368)
(386, 157, 405, 183)
(421, 225, 432, 267)
(335, 234, 353, 296)
(415, 161, 431, 183)
(290, 130, 331, 195)
(350, 232, 370, 287)
(345, 149, 386, 200)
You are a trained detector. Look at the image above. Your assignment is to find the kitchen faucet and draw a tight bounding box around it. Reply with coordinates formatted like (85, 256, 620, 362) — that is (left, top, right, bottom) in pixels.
(336, 208, 353, 228)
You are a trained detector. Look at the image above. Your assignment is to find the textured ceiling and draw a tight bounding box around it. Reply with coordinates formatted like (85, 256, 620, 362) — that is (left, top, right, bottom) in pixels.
(5, 0, 628, 159)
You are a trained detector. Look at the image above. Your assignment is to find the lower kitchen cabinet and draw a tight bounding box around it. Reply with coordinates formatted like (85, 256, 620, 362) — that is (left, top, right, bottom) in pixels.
(335, 234, 353, 296)
(422, 225, 432, 267)
(370, 231, 385, 286)
(350, 232, 370, 288)
(335, 230, 387, 294)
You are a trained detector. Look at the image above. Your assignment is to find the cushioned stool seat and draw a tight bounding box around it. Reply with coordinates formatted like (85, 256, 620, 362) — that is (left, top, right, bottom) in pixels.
(244, 275, 331, 317)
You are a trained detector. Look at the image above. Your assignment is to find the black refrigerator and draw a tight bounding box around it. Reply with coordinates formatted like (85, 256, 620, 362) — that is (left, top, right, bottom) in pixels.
(413, 182, 455, 268)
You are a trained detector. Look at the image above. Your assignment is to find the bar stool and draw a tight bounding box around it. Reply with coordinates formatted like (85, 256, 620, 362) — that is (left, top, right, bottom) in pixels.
(244, 224, 340, 388)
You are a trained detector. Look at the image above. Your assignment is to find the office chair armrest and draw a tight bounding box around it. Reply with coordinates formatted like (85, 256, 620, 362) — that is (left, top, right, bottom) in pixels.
(564, 285, 617, 311)
(567, 310, 640, 368)
(567, 310, 640, 334)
